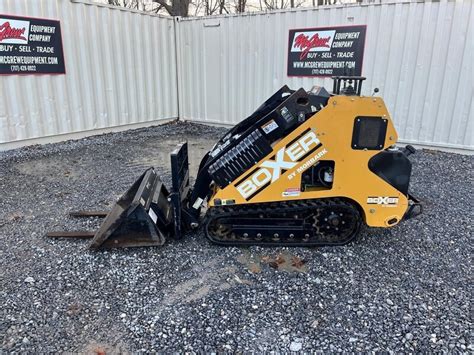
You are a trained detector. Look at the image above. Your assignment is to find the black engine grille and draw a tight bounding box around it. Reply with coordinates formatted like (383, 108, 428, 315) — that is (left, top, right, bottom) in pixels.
(351, 116, 388, 150)
(208, 130, 272, 188)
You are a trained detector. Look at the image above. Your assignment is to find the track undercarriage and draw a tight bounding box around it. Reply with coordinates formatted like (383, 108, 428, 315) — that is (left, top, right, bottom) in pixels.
(206, 198, 362, 246)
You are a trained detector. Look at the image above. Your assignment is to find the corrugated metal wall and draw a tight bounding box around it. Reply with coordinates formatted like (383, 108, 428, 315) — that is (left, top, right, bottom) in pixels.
(0, 0, 178, 150)
(177, 0, 473, 151)
(1, 0, 472, 152)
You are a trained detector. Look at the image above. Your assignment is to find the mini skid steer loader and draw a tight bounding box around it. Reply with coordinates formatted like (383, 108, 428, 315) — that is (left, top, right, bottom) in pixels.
(48, 76, 421, 249)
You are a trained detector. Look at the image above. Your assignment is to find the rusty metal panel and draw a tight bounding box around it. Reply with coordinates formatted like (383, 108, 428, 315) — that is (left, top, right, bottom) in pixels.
(0, 0, 178, 150)
(178, 1, 473, 152)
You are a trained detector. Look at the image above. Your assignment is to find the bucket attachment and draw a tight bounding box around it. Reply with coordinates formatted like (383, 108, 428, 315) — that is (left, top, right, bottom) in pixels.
(88, 167, 172, 249)
(47, 142, 191, 249)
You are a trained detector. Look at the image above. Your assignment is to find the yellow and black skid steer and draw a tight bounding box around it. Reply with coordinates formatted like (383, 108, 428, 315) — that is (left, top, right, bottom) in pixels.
(48, 76, 421, 249)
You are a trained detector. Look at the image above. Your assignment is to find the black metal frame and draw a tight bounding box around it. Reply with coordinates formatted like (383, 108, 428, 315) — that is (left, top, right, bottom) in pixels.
(169, 142, 190, 239)
(403, 194, 423, 221)
(332, 76, 366, 96)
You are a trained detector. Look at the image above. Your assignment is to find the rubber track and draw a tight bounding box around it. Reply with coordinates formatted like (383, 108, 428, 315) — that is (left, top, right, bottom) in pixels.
(204, 198, 362, 247)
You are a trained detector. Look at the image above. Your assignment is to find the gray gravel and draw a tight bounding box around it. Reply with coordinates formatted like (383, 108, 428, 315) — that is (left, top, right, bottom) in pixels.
(0, 121, 472, 352)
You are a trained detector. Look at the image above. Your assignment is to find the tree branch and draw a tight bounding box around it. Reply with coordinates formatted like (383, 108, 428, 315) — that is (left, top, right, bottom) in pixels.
(152, 0, 174, 15)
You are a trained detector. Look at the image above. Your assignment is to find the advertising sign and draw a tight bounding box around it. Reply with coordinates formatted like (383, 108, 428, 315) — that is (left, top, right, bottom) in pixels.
(288, 25, 366, 77)
(0, 14, 65, 75)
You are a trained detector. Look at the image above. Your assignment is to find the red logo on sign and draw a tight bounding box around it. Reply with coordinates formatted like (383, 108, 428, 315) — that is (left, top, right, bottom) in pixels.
(0, 21, 27, 42)
(293, 33, 332, 60)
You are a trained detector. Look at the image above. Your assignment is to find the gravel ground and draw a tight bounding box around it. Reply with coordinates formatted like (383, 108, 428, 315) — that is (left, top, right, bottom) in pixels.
(0, 121, 472, 353)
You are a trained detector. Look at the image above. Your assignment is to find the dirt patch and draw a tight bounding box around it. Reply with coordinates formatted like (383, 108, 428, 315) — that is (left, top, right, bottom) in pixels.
(163, 259, 236, 305)
(82, 341, 129, 355)
(15, 157, 81, 182)
(124, 138, 214, 178)
(237, 250, 262, 274)
(237, 250, 308, 273)
(262, 252, 308, 273)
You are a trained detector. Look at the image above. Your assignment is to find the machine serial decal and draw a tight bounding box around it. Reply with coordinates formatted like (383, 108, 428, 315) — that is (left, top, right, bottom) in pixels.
(282, 187, 301, 197)
(261, 119, 278, 134)
(367, 196, 399, 206)
(236, 129, 322, 200)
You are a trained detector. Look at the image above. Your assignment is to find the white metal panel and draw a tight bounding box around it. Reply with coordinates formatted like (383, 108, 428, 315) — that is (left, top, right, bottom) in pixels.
(178, 1, 473, 151)
(0, 0, 178, 149)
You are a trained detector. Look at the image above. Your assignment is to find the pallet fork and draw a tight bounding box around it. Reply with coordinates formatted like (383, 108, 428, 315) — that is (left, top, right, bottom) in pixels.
(47, 142, 190, 249)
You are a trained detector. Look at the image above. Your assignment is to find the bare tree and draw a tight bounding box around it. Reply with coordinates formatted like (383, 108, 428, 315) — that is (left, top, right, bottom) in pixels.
(317, 0, 337, 5)
(105, 0, 349, 17)
(107, 0, 147, 10)
(191, 0, 228, 15)
(151, 0, 192, 16)
(108, 0, 191, 16)
(107, 0, 163, 12)
(235, 0, 246, 13)
(260, 0, 304, 10)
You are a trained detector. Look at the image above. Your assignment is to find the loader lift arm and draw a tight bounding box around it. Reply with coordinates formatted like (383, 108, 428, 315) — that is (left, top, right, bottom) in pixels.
(185, 85, 331, 226)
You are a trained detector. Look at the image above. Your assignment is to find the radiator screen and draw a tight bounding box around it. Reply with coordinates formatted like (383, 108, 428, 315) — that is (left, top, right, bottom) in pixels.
(352, 116, 388, 150)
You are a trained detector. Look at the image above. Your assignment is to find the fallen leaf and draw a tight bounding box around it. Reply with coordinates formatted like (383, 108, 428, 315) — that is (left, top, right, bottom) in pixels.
(291, 256, 306, 269)
(268, 261, 279, 269)
(248, 263, 261, 274)
(276, 254, 286, 265)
